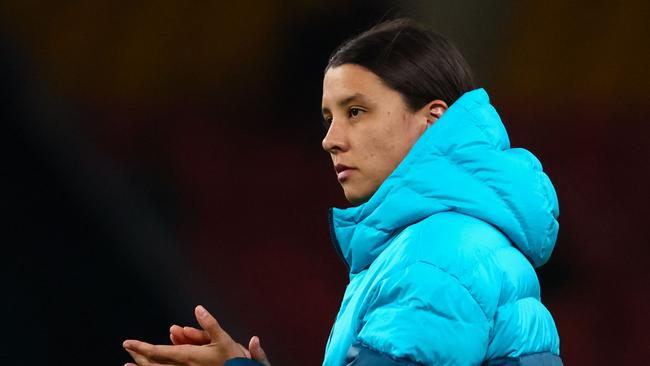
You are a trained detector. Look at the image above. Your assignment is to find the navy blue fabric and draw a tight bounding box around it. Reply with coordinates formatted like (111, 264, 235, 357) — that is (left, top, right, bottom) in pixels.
(345, 343, 563, 366)
(483, 352, 563, 366)
(224, 358, 265, 366)
(345, 342, 422, 366)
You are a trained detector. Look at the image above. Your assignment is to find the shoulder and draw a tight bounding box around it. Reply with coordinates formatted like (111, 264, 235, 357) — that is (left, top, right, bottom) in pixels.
(364, 211, 507, 318)
(395, 211, 512, 274)
(390, 211, 538, 320)
(378, 211, 507, 269)
(359, 259, 492, 365)
(414, 211, 510, 253)
(363, 211, 555, 361)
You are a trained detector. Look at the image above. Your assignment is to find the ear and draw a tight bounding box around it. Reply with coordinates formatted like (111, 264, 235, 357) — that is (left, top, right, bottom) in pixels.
(423, 99, 448, 127)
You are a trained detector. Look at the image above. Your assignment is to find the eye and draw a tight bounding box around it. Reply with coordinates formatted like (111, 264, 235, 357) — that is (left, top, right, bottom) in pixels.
(348, 107, 364, 119)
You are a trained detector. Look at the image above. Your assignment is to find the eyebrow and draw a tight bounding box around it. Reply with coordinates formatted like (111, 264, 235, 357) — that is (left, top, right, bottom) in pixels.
(321, 93, 372, 115)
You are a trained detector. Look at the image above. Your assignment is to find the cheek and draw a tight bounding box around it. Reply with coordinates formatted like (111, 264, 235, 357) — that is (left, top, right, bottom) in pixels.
(372, 115, 411, 162)
(361, 135, 402, 182)
(354, 112, 416, 186)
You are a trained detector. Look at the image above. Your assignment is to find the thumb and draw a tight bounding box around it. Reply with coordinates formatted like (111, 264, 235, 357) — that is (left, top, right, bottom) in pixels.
(249, 336, 271, 366)
(194, 305, 226, 341)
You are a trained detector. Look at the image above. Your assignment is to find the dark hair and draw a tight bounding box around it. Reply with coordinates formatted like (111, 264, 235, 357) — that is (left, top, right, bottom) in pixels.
(326, 18, 475, 110)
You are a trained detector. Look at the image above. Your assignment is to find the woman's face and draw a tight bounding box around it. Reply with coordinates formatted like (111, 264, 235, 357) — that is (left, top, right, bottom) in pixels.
(321, 64, 446, 204)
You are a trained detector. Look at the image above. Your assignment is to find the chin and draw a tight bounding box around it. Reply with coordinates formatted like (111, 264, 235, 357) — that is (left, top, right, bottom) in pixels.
(344, 189, 371, 206)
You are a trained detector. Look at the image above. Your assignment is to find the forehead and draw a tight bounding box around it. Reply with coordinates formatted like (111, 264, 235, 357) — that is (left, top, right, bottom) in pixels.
(322, 64, 385, 104)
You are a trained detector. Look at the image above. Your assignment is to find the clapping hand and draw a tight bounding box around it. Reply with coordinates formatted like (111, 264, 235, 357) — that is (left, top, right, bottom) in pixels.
(123, 305, 270, 366)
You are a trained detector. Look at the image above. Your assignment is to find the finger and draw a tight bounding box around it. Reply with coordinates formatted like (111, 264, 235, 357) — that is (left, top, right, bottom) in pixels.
(125, 344, 149, 365)
(182, 326, 211, 344)
(124, 339, 191, 364)
(125, 348, 177, 366)
(125, 348, 156, 366)
(124, 350, 175, 366)
(170, 324, 210, 345)
(249, 336, 271, 366)
(194, 305, 226, 341)
(170, 325, 188, 345)
(124, 348, 173, 366)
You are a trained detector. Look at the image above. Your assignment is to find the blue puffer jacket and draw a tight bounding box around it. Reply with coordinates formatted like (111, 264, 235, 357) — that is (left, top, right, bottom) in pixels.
(322, 88, 561, 366)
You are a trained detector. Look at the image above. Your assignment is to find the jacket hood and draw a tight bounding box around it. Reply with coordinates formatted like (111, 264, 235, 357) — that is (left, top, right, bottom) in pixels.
(330, 88, 559, 274)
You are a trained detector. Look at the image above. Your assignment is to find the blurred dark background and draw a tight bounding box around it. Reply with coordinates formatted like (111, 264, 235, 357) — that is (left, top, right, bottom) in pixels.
(1, 1, 648, 365)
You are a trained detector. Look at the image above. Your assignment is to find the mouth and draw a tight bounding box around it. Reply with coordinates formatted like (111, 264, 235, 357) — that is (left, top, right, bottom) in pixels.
(334, 164, 356, 182)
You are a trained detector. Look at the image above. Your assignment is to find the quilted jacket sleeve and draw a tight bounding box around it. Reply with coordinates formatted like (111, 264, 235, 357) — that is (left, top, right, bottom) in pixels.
(354, 261, 491, 365)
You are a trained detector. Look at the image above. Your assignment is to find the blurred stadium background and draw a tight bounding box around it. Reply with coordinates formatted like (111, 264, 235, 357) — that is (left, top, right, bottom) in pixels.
(2, 1, 648, 364)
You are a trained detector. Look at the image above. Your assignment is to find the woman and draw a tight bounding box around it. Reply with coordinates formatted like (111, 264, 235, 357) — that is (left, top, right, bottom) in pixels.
(123, 18, 563, 366)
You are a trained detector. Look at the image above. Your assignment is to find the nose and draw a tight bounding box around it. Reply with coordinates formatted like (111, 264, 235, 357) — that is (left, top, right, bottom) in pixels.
(322, 119, 349, 154)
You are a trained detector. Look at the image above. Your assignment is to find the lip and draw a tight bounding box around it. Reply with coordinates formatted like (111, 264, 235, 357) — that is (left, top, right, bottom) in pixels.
(335, 164, 355, 182)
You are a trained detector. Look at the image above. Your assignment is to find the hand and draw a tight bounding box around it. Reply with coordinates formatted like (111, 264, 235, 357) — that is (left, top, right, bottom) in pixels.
(168, 325, 270, 366)
(168, 322, 251, 359)
(123, 305, 270, 366)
